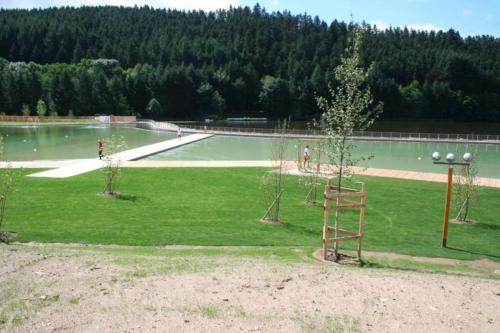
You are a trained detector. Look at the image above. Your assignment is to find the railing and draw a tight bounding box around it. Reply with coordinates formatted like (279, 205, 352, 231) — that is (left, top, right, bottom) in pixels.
(0, 115, 136, 123)
(136, 120, 179, 131)
(176, 124, 500, 143)
(175, 124, 324, 136)
(135, 120, 500, 143)
(0, 115, 96, 122)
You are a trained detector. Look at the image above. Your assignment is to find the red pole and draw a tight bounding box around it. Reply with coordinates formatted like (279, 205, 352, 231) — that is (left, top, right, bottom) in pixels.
(442, 166, 453, 247)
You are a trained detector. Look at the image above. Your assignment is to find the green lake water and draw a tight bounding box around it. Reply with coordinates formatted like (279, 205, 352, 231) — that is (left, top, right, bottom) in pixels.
(144, 135, 500, 179)
(1, 125, 175, 160)
(1, 125, 498, 179)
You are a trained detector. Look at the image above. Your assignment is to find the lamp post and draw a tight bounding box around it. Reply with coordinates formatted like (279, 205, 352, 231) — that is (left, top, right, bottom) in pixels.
(432, 151, 473, 247)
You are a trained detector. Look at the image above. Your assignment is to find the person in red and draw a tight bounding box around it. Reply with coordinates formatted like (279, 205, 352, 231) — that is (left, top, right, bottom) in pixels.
(98, 140, 104, 160)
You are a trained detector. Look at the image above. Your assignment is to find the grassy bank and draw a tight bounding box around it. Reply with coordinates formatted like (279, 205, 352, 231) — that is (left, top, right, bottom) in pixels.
(4, 168, 500, 261)
(5, 243, 499, 280)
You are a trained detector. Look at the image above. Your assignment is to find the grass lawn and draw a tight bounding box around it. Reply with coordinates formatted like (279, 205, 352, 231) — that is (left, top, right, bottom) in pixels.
(4, 168, 500, 261)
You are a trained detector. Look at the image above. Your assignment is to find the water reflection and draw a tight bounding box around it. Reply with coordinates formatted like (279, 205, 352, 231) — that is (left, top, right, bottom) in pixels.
(145, 135, 500, 178)
(1, 125, 174, 160)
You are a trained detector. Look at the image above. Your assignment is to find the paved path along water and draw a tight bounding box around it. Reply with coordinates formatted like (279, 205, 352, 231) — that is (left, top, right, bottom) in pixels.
(26, 133, 213, 178)
(4, 154, 498, 188)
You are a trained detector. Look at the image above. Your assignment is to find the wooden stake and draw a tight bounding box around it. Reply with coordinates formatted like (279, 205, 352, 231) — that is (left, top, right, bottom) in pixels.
(261, 189, 284, 221)
(357, 183, 366, 260)
(334, 194, 340, 260)
(323, 181, 331, 260)
(442, 166, 453, 247)
(316, 143, 321, 174)
(297, 140, 302, 170)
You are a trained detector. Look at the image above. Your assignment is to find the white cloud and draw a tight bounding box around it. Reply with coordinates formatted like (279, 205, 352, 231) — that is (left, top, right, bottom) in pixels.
(371, 20, 443, 32)
(371, 20, 390, 30)
(405, 23, 443, 32)
(463, 9, 471, 16)
(485, 15, 493, 21)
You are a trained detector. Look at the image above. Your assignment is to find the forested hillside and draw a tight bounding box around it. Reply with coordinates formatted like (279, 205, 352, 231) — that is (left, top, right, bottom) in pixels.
(0, 5, 499, 120)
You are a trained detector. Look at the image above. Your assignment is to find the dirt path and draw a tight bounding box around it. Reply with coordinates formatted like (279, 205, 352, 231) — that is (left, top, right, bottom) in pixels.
(1, 244, 499, 333)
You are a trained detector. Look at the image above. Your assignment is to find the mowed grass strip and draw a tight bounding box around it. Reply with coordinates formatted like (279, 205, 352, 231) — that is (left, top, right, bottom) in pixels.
(4, 168, 500, 261)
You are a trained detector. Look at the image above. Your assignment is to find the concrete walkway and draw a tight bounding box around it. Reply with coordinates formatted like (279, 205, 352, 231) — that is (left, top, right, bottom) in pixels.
(285, 165, 500, 188)
(27, 134, 213, 178)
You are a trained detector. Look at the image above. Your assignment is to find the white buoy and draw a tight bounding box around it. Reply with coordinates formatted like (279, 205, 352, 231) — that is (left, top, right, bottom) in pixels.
(417, 157, 422, 160)
(33, 148, 37, 152)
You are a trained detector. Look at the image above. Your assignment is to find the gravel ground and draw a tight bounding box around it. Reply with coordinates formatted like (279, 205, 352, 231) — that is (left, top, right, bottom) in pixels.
(1, 243, 499, 333)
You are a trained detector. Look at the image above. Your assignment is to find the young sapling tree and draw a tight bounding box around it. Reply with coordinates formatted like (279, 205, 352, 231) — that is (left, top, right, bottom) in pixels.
(101, 135, 126, 196)
(316, 28, 383, 191)
(260, 119, 290, 223)
(0, 135, 13, 243)
(454, 146, 479, 223)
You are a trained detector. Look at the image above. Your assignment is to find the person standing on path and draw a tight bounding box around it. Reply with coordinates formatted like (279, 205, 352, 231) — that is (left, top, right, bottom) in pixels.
(98, 140, 104, 160)
(303, 145, 311, 169)
(177, 127, 182, 139)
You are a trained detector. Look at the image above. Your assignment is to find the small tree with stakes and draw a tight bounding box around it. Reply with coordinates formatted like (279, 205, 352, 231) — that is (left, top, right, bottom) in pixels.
(316, 27, 382, 261)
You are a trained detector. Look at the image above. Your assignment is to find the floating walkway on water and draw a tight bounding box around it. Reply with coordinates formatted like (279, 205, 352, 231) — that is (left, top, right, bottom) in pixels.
(27, 133, 213, 178)
(182, 129, 500, 144)
(136, 120, 500, 144)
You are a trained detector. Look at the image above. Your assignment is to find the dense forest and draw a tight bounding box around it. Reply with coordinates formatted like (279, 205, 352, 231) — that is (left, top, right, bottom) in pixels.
(0, 5, 499, 121)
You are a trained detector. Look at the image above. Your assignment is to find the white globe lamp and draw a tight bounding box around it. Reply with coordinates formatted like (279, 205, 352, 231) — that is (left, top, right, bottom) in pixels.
(446, 153, 456, 163)
(463, 152, 473, 163)
(431, 151, 441, 161)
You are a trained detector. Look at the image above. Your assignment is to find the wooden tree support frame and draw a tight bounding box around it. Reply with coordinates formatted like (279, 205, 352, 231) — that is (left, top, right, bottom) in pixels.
(304, 179, 323, 206)
(297, 138, 322, 173)
(322, 179, 366, 262)
(261, 189, 284, 223)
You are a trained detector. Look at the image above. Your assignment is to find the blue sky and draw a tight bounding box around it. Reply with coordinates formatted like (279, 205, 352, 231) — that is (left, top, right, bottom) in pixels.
(1, 0, 498, 37)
